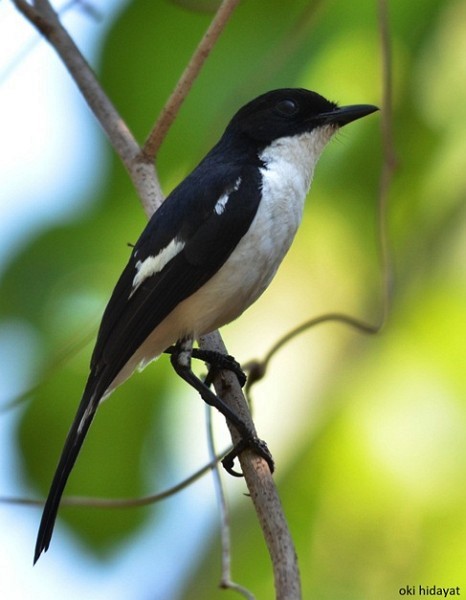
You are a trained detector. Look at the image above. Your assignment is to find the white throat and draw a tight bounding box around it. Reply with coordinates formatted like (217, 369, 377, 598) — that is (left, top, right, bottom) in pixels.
(257, 125, 335, 237)
(258, 125, 335, 198)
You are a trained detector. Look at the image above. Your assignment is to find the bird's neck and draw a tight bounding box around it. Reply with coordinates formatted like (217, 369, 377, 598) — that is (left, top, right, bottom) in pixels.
(258, 128, 335, 194)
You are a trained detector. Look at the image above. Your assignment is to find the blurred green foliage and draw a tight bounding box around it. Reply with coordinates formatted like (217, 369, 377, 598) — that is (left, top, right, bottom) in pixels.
(1, 0, 465, 596)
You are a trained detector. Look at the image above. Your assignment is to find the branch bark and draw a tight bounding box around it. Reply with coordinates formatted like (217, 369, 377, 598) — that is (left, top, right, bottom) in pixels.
(12, 0, 301, 597)
(201, 332, 301, 599)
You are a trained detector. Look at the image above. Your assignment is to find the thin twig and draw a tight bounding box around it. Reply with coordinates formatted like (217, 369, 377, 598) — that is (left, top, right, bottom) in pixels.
(0, 449, 229, 509)
(0, 327, 96, 413)
(377, 0, 397, 326)
(142, 0, 241, 160)
(1, 0, 97, 85)
(244, 313, 380, 391)
(205, 405, 255, 599)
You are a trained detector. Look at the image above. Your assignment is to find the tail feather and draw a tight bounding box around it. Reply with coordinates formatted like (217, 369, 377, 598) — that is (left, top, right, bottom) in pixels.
(33, 376, 104, 564)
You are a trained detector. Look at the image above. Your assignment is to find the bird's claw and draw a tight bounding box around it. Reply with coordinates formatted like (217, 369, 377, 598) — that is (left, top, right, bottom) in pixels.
(196, 349, 247, 388)
(222, 436, 275, 476)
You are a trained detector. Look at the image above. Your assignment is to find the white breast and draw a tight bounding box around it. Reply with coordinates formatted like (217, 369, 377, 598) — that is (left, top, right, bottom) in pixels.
(109, 127, 335, 391)
(169, 127, 336, 336)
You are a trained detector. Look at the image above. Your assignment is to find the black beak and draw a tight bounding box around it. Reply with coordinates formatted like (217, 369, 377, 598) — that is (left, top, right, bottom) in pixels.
(318, 104, 379, 127)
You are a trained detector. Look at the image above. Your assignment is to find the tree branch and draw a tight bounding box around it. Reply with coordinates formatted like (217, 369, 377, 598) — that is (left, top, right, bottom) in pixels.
(200, 332, 301, 599)
(12, 0, 163, 216)
(142, 0, 241, 160)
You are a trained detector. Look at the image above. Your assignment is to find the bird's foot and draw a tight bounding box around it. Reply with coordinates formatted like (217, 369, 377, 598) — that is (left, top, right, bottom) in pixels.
(165, 346, 246, 387)
(222, 436, 275, 477)
(195, 349, 247, 388)
(167, 340, 272, 477)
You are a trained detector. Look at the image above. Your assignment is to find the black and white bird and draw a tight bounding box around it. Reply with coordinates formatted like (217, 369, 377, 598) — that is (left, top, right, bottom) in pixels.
(34, 88, 377, 562)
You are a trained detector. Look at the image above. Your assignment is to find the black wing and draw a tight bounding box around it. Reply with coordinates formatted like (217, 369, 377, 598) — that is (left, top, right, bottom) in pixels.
(91, 162, 261, 375)
(34, 161, 262, 562)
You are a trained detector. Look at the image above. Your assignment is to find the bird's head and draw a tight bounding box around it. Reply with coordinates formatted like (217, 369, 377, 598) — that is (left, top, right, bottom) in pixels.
(225, 88, 378, 147)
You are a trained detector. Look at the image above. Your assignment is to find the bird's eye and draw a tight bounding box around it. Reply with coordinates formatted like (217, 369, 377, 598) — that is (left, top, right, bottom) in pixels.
(275, 99, 299, 116)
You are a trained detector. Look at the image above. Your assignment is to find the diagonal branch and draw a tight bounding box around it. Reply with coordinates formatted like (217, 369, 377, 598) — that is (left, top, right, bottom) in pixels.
(12, 0, 163, 216)
(142, 0, 241, 160)
(200, 332, 301, 599)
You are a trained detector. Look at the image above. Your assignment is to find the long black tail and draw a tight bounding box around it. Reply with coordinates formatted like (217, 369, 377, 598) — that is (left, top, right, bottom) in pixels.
(33, 373, 105, 564)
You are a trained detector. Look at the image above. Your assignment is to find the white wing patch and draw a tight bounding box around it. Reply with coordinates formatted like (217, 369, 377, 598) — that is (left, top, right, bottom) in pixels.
(214, 177, 241, 215)
(214, 193, 229, 216)
(131, 237, 185, 295)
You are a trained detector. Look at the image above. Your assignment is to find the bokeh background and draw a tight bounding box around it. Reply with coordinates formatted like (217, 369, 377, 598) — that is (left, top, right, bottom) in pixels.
(1, 0, 465, 598)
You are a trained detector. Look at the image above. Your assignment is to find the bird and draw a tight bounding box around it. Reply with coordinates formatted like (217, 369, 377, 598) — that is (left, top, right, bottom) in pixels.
(34, 88, 378, 562)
